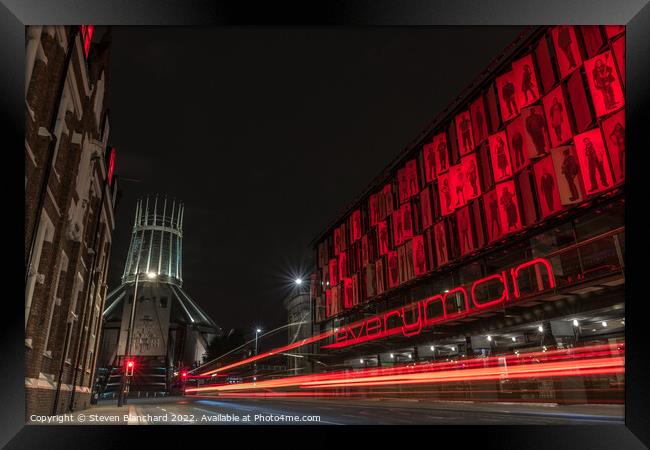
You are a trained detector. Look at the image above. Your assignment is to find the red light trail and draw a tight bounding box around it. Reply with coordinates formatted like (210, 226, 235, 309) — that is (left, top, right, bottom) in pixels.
(187, 343, 624, 395)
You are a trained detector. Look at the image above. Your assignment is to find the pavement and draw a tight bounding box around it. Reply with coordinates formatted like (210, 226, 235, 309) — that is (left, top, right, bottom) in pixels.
(37, 396, 625, 425)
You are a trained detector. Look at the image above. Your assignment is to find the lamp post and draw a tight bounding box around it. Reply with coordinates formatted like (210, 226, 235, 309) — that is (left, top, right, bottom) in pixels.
(118, 270, 157, 407)
(254, 328, 261, 382)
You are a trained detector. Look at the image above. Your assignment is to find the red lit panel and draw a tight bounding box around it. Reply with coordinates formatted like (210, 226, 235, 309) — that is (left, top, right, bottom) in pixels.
(505, 115, 531, 173)
(580, 26, 606, 58)
(412, 234, 427, 276)
(420, 186, 433, 230)
(485, 83, 502, 133)
(432, 132, 449, 175)
(400, 202, 414, 241)
(521, 105, 550, 159)
(512, 53, 541, 108)
(611, 35, 625, 87)
(483, 189, 503, 242)
(542, 85, 574, 148)
(550, 145, 586, 206)
(433, 220, 449, 266)
(551, 26, 583, 79)
(338, 251, 348, 281)
(456, 205, 475, 256)
(533, 155, 564, 218)
(387, 251, 399, 288)
(375, 258, 385, 295)
(351, 210, 362, 243)
(461, 153, 481, 200)
(470, 96, 489, 145)
(496, 70, 519, 122)
(369, 193, 379, 226)
(365, 263, 376, 298)
(567, 70, 594, 133)
(422, 142, 436, 183)
(392, 210, 403, 246)
(378, 220, 389, 256)
(450, 162, 468, 209)
(516, 170, 538, 227)
(600, 108, 625, 183)
(455, 110, 475, 156)
(437, 172, 454, 216)
(574, 128, 615, 195)
(488, 131, 513, 182)
(496, 180, 522, 235)
(406, 159, 419, 197)
(584, 50, 625, 118)
(397, 167, 408, 204)
(380, 184, 394, 219)
(535, 34, 557, 94)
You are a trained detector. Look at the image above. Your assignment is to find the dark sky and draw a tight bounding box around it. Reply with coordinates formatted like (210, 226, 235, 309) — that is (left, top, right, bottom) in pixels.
(106, 26, 524, 333)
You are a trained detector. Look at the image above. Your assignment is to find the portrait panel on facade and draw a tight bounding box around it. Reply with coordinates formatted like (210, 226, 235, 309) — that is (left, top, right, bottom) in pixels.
(470, 95, 489, 145)
(550, 145, 586, 206)
(551, 26, 583, 79)
(437, 171, 454, 216)
(483, 188, 502, 242)
(422, 142, 436, 183)
(496, 180, 522, 234)
(584, 50, 625, 119)
(456, 205, 475, 256)
(512, 53, 540, 108)
(600, 108, 625, 183)
(489, 130, 513, 182)
(505, 115, 530, 173)
(433, 220, 449, 266)
(533, 155, 563, 218)
(496, 69, 519, 122)
(432, 132, 449, 175)
(461, 153, 481, 200)
(542, 85, 573, 148)
(574, 128, 615, 195)
(521, 105, 550, 159)
(455, 110, 475, 156)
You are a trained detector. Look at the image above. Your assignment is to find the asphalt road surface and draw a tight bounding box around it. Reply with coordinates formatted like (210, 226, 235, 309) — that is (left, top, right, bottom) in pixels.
(47, 396, 625, 425)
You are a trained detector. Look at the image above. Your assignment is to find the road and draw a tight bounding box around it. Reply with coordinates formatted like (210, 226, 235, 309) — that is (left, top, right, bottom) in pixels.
(47, 396, 625, 425)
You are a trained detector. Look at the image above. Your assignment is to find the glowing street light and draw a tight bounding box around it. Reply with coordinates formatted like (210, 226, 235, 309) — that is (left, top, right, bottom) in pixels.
(573, 319, 579, 327)
(147, 271, 157, 279)
(295, 278, 303, 285)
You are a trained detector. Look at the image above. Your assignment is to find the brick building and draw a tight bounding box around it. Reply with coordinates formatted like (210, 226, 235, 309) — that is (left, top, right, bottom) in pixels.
(25, 25, 118, 417)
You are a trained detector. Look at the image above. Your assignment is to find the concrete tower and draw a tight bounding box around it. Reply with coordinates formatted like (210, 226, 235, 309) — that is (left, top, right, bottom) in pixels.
(97, 195, 220, 397)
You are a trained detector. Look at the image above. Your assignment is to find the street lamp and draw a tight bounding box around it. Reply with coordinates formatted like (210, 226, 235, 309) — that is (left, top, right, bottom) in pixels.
(255, 328, 261, 355)
(118, 270, 157, 407)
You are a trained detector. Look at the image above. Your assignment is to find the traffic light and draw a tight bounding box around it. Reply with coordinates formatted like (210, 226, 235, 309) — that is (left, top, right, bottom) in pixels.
(125, 360, 135, 377)
(181, 371, 188, 379)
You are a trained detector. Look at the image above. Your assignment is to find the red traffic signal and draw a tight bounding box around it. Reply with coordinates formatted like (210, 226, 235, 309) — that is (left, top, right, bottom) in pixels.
(125, 360, 135, 377)
(181, 371, 188, 379)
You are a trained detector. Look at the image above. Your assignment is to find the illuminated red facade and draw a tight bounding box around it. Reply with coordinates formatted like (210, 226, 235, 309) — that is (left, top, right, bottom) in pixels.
(308, 27, 625, 407)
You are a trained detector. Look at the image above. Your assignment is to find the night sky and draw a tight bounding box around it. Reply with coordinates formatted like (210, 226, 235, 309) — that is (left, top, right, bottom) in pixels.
(106, 26, 524, 334)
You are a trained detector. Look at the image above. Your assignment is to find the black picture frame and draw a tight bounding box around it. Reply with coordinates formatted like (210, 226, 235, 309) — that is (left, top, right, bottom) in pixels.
(5, 0, 649, 448)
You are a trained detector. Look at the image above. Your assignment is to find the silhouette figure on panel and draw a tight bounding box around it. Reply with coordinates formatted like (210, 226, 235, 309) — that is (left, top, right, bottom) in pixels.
(592, 57, 618, 111)
(583, 137, 609, 192)
(511, 131, 524, 168)
(467, 159, 479, 197)
(540, 171, 556, 212)
(549, 97, 565, 142)
(488, 195, 501, 238)
(521, 64, 537, 103)
(558, 26, 577, 69)
(561, 148, 581, 201)
(525, 108, 547, 156)
(502, 80, 517, 118)
(496, 136, 509, 178)
(499, 187, 519, 231)
(608, 123, 625, 178)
